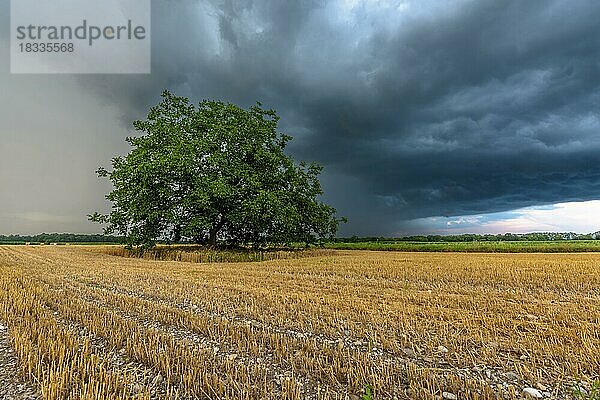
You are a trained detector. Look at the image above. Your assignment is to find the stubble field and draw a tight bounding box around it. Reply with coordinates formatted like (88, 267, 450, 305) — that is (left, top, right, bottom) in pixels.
(0, 246, 598, 400)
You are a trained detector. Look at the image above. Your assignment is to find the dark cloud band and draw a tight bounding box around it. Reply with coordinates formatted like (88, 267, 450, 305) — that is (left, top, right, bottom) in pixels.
(3, 0, 600, 235)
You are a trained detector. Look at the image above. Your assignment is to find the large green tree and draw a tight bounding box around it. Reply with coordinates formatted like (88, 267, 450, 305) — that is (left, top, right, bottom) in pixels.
(90, 91, 342, 248)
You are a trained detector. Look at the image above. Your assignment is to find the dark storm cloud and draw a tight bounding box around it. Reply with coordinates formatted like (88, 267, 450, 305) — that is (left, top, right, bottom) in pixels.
(3, 0, 600, 235)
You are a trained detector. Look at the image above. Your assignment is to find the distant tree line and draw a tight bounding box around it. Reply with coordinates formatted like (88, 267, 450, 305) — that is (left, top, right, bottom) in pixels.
(334, 232, 600, 243)
(0, 233, 125, 244)
(4, 231, 600, 246)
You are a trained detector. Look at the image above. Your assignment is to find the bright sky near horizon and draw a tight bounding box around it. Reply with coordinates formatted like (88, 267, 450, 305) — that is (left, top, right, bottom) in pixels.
(403, 200, 600, 235)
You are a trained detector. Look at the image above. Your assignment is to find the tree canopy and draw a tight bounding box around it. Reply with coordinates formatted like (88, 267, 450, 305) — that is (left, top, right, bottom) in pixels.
(90, 91, 342, 248)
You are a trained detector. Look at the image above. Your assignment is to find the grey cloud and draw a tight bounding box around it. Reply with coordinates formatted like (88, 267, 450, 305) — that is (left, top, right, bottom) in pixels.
(3, 0, 600, 235)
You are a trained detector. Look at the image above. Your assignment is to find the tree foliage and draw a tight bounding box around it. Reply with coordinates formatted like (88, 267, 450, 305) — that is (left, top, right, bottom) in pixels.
(90, 91, 342, 248)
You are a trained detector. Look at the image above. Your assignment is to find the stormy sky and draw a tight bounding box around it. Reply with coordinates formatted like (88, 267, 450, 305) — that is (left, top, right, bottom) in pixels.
(2, 0, 600, 236)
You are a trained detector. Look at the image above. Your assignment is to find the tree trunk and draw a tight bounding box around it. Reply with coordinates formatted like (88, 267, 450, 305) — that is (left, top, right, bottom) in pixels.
(208, 228, 218, 247)
(209, 217, 224, 248)
(173, 225, 182, 243)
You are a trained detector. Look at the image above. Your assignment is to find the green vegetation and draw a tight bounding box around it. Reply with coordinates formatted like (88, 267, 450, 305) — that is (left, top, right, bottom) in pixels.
(573, 381, 600, 400)
(362, 384, 375, 400)
(91, 91, 342, 248)
(334, 231, 600, 243)
(0, 233, 123, 245)
(4, 233, 600, 253)
(325, 240, 600, 253)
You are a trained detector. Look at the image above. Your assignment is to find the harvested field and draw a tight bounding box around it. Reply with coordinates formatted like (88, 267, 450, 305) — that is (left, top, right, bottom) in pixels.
(0, 246, 598, 399)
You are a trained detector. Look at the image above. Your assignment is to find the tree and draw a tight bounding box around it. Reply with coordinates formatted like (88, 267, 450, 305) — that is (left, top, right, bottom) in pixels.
(90, 91, 343, 248)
